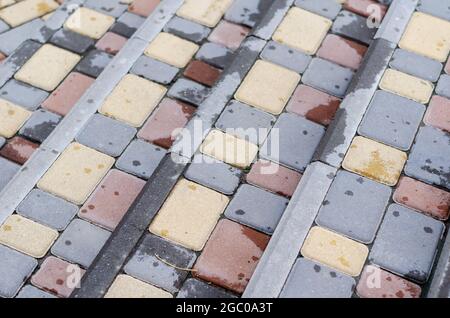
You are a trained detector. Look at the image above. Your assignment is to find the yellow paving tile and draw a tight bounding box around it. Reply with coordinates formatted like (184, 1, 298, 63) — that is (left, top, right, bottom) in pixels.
(0, 99, 31, 138)
(0, 0, 15, 10)
(105, 275, 173, 298)
(64, 7, 115, 40)
(399, 12, 450, 62)
(144, 32, 199, 68)
(380, 69, 434, 104)
(149, 179, 229, 251)
(0, 0, 58, 27)
(14, 44, 80, 91)
(99, 74, 166, 127)
(0, 215, 58, 258)
(273, 7, 332, 55)
(343, 136, 407, 186)
(200, 129, 259, 168)
(235, 60, 300, 115)
(301, 227, 368, 276)
(177, 0, 233, 27)
(37, 143, 114, 205)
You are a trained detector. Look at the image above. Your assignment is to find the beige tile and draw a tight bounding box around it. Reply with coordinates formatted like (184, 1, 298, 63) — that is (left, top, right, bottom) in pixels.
(0, 99, 31, 138)
(38, 143, 114, 205)
(149, 179, 229, 251)
(400, 12, 450, 62)
(235, 60, 300, 114)
(200, 129, 258, 168)
(343, 136, 407, 186)
(64, 7, 115, 39)
(144, 32, 199, 68)
(380, 69, 434, 104)
(99, 74, 166, 127)
(301, 226, 368, 276)
(0, 0, 15, 10)
(0, 0, 58, 27)
(0, 215, 58, 258)
(14, 44, 80, 91)
(177, 0, 233, 27)
(273, 7, 332, 55)
(105, 275, 172, 298)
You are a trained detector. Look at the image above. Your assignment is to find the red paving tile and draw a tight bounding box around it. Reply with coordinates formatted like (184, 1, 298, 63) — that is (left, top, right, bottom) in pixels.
(184, 60, 222, 87)
(129, 0, 160, 17)
(424, 95, 450, 133)
(0, 136, 39, 165)
(317, 34, 367, 70)
(95, 32, 128, 55)
(344, 0, 387, 19)
(0, 53, 5, 63)
(208, 20, 250, 50)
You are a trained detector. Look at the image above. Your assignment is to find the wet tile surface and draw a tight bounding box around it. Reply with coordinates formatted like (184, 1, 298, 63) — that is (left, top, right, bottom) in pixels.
(332, 10, 376, 45)
(0, 136, 38, 164)
(177, 278, 235, 298)
(19, 109, 61, 143)
(95, 32, 127, 55)
(167, 78, 210, 106)
(75, 49, 113, 78)
(184, 60, 222, 87)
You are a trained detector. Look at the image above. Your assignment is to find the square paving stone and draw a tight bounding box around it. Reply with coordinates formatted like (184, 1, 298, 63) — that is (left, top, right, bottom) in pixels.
(317, 34, 367, 71)
(224, 184, 288, 234)
(17, 189, 78, 231)
(208, 20, 250, 50)
(49, 29, 95, 54)
(195, 42, 234, 69)
(215, 100, 276, 145)
(0, 79, 48, 111)
(185, 154, 242, 195)
(14, 44, 80, 91)
(124, 234, 197, 293)
(261, 40, 312, 74)
(64, 7, 115, 40)
(380, 69, 433, 104)
(149, 178, 229, 251)
(436, 74, 450, 100)
(100, 74, 166, 127)
(85, 0, 127, 18)
(0, 0, 58, 27)
(75, 49, 113, 78)
(0, 245, 37, 298)
(332, 10, 376, 45)
(389, 49, 443, 83)
(79, 169, 145, 231)
(344, 0, 387, 18)
(16, 285, 57, 298)
(177, 0, 233, 27)
(19, 109, 61, 143)
(261, 113, 325, 172)
(116, 139, 166, 179)
(95, 32, 127, 55)
(369, 204, 445, 283)
(0, 99, 31, 138)
(130, 55, 179, 85)
(167, 78, 210, 106)
(302, 58, 354, 98)
(184, 60, 222, 87)
(105, 274, 172, 298)
(280, 258, 355, 298)
(129, 0, 160, 17)
(405, 126, 450, 190)
(76, 114, 136, 157)
(163, 16, 211, 44)
(0, 157, 20, 191)
(424, 95, 450, 133)
(316, 170, 392, 243)
(225, 0, 272, 27)
(51, 219, 110, 268)
(0, 136, 38, 165)
(417, 0, 450, 21)
(358, 91, 425, 150)
(295, 0, 342, 19)
(110, 12, 145, 38)
(177, 278, 236, 298)
(193, 219, 269, 294)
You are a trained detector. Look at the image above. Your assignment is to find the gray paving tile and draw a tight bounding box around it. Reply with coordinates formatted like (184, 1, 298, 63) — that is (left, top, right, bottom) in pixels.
(116, 139, 166, 179)
(75, 114, 136, 157)
(130, 55, 178, 85)
(316, 170, 391, 243)
(164, 16, 210, 43)
(0, 157, 19, 192)
(417, 0, 450, 22)
(49, 29, 95, 54)
(389, 49, 443, 82)
(436, 75, 450, 99)
(332, 10, 376, 45)
(85, 0, 128, 18)
(260, 40, 312, 74)
(177, 278, 236, 298)
(16, 285, 57, 298)
(225, 0, 273, 27)
(17, 189, 78, 231)
(0, 19, 45, 56)
(167, 78, 210, 106)
(280, 258, 355, 298)
(124, 234, 197, 293)
(0, 137, 5, 149)
(261, 113, 325, 172)
(302, 58, 354, 97)
(51, 219, 110, 268)
(0, 245, 37, 298)
(196, 42, 234, 69)
(294, 0, 342, 19)
(19, 109, 61, 143)
(111, 12, 145, 38)
(0, 19, 9, 33)
(358, 90, 425, 150)
(405, 126, 450, 190)
(0, 79, 49, 111)
(370, 204, 444, 283)
(75, 49, 113, 78)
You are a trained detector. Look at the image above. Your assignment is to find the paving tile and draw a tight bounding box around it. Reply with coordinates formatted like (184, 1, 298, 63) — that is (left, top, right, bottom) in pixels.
(16, 285, 57, 298)
(124, 234, 197, 293)
(280, 258, 355, 298)
(316, 170, 391, 243)
(332, 10, 376, 45)
(79, 169, 145, 231)
(0, 79, 48, 111)
(100, 74, 166, 127)
(64, 7, 115, 40)
(193, 219, 269, 294)
(0, 98, 31, 138)
(424, 95, 450, 133)
(19, 109, 61, 143)
(85, 0, 127, 18)
(317, 34, 367, 71)
(14, 44, 80, 91)
(195, 42, 234, 69)
(436, 74, 450, 100)
(394, 177, 450, 221)
(446, 58, 450, 74)
(0, 245, 37, 298)
(42, 72, 95, 116)
(51, 219, 110, 268)
(369, 204, 444, 282)
(184, 60, 222, 87)
(49, 29, 95, 54)
(260, 40, 312, 74)
(225, 0, 272, 27)
(167, 78, 210, 106)
(302, 58, 354, 98)
(116, 139, 166, 179)
(177, 278, 236, 298)
(0, 156, 19, 191)
(344, 0, 387, 18)
(129, 0, 160, 17)
(380, 69, 433, 104)
(261, 113, 325, 172)
(301, 226, 368, 276)
(31, 256, 85, 298)
(0, 214, 58, 258)
(356, 265, 421, 298)
(0, 0, 58, 27)
(110, 12, 145, 38)
(390, 49, 443, 83)
(0, 18, 8, 33)
(163, 16, 211, 44)
(75, 49, 113, 78)
(235, 60, 300, 114)
(294, 0, 342, 19)
(405, 126, 450, 190)
(286, 84, 341, 126)
(177, 0, 233, 27)
(0, 136, 38, 165)
(417, 0, 450, 21)
(105, 274, 172, 298)
(131, 55, 178, 85)
(145, 32, 199, 68)
(399, 12, 450, 62)
(208, 20, 250, 50)
(149, 178, 229, 251)
(0, 19, 45, 56)
(343, 136, 407, 186)
(95, 32, 127, 55)
(0, 136, 5, 148)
